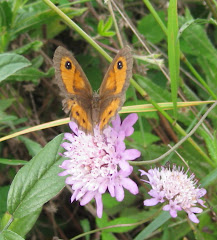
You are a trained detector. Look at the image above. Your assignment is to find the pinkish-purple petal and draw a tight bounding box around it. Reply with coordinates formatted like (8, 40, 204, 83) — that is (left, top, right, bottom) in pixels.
(58, 170, 68, 176)
(163, 204, 170, 211)
(122, 149, 141, 161)
(144, 198, 159, 206)
(111, 114, 121, 131)
(119, 160, 131, 172)
(197, 199, 207, 208)
(99, 181, 108, 194)
(61, 142, 72, 151)
(69, 122, 78, 134)
(64, 133, 74, 142)
(116, 142, 126, 152)
(80, 191, 95, 205)
(190, 207, 203, 214)
(95, 193, 103, 218)
(148, 189, 159, 198)
(197, 188, 207, 198)
(188, 212, 199, 223)
(108, 183, 115, 197)
(124, 127, 134, 137)
(122, 178, 139, 195)
(121, 113, 138, 131)
(117, 130, 125, 141)
(71, 189, 79, 202)
(119, 166, 133, 177)
(115, 184, 125, 201)
(169, 209, 178, 218)
(139, 169, 148, 176)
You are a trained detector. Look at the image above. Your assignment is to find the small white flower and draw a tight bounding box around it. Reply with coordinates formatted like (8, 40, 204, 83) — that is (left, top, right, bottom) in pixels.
(140, 165, 206, 223)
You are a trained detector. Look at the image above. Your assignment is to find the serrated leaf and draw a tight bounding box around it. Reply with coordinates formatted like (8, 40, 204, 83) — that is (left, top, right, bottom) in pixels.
(0, 53, 31, 82)
(7, 134, 65, 218)
(200, 130, 217, 164)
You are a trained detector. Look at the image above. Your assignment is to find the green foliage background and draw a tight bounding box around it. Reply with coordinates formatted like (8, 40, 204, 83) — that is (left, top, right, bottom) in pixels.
(0, 0, 217, 239)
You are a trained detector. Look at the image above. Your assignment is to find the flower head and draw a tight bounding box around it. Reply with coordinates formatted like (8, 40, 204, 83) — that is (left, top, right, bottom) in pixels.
(59, 114, 141, 218)
(140, 165, 206, 223)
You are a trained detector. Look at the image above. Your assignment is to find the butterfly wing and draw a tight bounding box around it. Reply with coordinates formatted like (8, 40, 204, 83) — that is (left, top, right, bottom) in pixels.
(53, 46, 93, 133)
(98, 46, 133, 130)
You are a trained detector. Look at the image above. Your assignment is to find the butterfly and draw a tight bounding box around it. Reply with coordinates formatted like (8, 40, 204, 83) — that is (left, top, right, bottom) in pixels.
(53, 46, 133, 134)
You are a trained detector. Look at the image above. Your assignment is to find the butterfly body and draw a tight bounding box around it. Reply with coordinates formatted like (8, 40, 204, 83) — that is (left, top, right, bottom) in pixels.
(53, 46, 133, 134)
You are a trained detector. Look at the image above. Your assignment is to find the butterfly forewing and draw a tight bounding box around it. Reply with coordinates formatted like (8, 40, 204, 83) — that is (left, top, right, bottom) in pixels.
(53, 46, 94, 133)
(98, 46, 133, 131)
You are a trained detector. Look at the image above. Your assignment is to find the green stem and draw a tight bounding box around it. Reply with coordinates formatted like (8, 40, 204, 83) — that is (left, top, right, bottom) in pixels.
(70, 207, 163, 240)
(143, 0, 217, 100)
(42, 0, 112, 62)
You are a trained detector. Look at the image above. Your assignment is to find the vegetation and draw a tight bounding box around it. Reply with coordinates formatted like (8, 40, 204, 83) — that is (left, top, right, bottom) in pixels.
(0, 0, 217, 239)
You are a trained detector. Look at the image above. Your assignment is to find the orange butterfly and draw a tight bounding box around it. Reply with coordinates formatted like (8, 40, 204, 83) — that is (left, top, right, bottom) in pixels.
(53, 46, 133, 134)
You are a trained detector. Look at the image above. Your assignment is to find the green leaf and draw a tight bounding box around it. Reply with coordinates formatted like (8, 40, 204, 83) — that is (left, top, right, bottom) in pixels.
(9, 209, 41, 237)
(200, 167, 217, 187)
(80, 219, 90, 240)
(6, 67, 54, 83)
(168, 0, 180, 119)
(12, 41, 43, 55)
(0, 230, 24, 240)
(12, 2, 87, 37)
(0, 99, 15, 111)
(0, 159, 27, 166)
(0, 53, 31, 82)
(0, 208, 41, 237)
(19, 136, 42, 157)
(97, 19, 104, 33)
(7, 134, 65, 218)
(134, 11, 166, 44)
(100, 31, 115, 37)
(134, 211, 171, 240)
(178, 18, 217, 40)
(97, 16, 114, 37)
(134, 74, 171, 102)
(200, 130, 217, 164)
(0, 1, 12, 28)
(103, 16, 113, 32)
(0, 186, 9, 217)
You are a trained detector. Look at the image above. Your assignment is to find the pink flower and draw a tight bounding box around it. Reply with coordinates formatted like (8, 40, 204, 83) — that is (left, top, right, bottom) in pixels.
(140, 166, 207, 223)
(59, 114, 141, 218)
